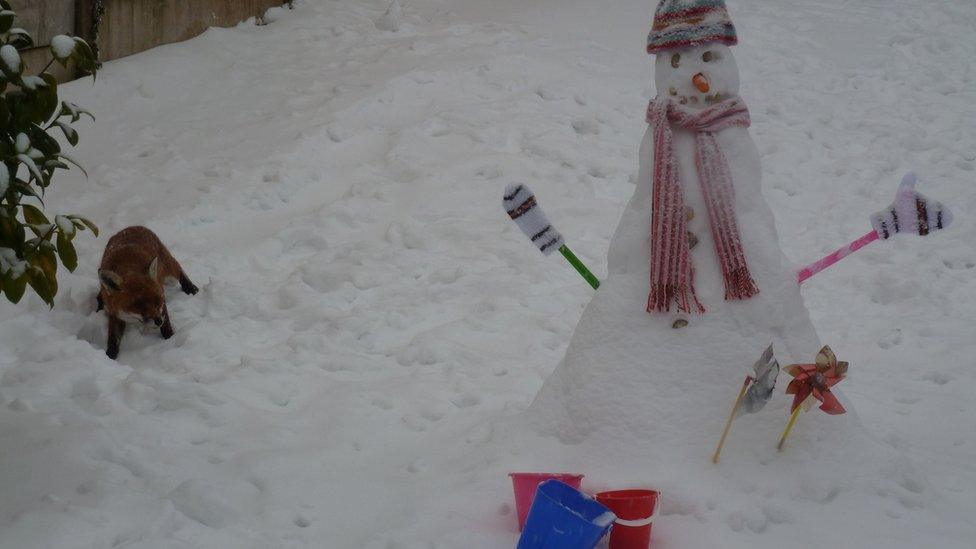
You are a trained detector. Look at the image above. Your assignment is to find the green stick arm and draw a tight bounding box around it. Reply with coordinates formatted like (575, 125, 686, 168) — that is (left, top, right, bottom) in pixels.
(559, 245, 600, 290)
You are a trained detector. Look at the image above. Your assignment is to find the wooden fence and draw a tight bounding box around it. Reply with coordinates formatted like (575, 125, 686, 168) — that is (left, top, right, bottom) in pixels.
(12, 0, 285, 81)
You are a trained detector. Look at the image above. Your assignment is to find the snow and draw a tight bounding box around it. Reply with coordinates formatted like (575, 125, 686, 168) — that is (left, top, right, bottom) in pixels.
(14, 132, 29, 153)
(0, 1, 974, 548)
(51, 35, 76, 60)
(0, 44, 20, 73)
(375, 0, 402, 32)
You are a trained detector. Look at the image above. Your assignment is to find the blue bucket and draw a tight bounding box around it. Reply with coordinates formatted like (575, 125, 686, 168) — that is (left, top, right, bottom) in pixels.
(517, 480, 615, 549)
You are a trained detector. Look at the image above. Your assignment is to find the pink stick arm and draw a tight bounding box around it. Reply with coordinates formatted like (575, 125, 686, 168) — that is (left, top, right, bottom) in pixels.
(797, 230, 880, 285)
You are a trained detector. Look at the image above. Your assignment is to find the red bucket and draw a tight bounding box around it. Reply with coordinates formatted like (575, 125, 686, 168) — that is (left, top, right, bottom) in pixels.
(509, 473, 584, 531)
(595, 489, 659, 548)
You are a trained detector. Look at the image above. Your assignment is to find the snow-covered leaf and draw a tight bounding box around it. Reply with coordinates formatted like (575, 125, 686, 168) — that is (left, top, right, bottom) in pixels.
(6, 28, 33, 49)
(58, 152, 87, 177)
(0, 44, 22, 74)
(0, 247, 27, 278)
(59, 102, 95, 124)
(17, 154, 43, 182)
(14, 132, 29, 153)
(20, 75, 46, 91)
(50, 35, 76, 62)
(68, 215, 98, 236)
(54, 215, 75, 238)
(53, 122, 79, 146)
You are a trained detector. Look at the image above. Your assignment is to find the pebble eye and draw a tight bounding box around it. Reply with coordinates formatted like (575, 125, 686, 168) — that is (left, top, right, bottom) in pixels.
(670, 53, 680, 68)
(702, 51, 713, 62)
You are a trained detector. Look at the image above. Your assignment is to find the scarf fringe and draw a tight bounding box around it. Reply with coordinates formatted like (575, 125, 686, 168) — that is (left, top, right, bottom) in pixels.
(647, 283, 706, 314)
(723, 267, 760, 301)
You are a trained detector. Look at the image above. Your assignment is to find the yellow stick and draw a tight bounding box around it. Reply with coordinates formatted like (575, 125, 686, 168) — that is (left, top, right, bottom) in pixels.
(712, 375, 752, 464)
(777, 406, 802, 451)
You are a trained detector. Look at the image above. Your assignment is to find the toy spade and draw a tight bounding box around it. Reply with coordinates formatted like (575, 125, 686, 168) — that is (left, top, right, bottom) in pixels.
(797, 172, 953, 284)
(503, 184, 601, 290)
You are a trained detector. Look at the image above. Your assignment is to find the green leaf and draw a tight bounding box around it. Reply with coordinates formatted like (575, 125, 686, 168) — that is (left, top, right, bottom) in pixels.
(0, 10, 14, 35)
(12, 179, 41, 201)
(0, 98, 9, 133)
(33, 246, 57, 280)
(35, 74, 59, 123)
(3, 272, 27, 303)
(27, 266, 55, 306)
(56, 231, 77, 271)
(28, 125, 61, 155)
(43, 160, 69, 171)
(22, 203, 48, 225)
(71, 38, 99, 77)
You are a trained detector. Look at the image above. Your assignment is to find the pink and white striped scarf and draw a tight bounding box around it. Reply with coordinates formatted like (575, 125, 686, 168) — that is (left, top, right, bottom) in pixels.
(645, 96, 759, 314)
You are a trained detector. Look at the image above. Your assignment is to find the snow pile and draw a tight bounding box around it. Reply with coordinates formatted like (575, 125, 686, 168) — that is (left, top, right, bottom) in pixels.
(0, 1, 973, 548)
(375, 0, 402, 32)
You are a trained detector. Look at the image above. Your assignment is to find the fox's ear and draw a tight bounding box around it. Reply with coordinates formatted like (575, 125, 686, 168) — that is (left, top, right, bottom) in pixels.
(99, 270, 123, 293)
(148, 257, 159, 280)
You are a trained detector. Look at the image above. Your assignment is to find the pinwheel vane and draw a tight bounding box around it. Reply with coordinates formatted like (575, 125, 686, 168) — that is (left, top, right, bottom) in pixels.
(777, 345, 849, 451)
(712, 345, 780, 464)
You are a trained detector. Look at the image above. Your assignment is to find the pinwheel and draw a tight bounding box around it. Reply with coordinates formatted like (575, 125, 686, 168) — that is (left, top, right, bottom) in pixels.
(777, 346, 849, 451)
(712, 345, 780, 464)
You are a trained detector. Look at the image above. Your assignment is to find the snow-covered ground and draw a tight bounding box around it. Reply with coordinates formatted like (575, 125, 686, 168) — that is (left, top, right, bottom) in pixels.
(1, 0, 974, 547)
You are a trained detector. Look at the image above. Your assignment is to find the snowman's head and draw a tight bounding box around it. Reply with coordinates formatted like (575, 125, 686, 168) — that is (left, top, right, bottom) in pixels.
(655, 43, 739, 108)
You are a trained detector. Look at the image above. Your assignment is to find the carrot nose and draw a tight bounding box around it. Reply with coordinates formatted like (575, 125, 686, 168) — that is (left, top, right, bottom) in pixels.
(692, 73, 710, 93)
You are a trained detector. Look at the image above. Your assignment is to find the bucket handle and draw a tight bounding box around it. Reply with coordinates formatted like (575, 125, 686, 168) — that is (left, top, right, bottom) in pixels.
(612, 492, 660, 528)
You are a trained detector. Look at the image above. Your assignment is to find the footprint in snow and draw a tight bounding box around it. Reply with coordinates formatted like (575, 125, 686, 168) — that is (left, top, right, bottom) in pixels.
(401, 414, 427, 432)
(877, 328, 902, 349)
(572, 118, 601, 136)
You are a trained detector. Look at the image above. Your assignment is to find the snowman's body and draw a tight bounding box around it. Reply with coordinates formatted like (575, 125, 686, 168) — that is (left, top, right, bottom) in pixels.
(527, 45, 833, 454)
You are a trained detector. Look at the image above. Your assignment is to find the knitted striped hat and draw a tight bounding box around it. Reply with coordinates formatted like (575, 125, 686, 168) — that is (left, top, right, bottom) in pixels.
(647, 0, 738, 54)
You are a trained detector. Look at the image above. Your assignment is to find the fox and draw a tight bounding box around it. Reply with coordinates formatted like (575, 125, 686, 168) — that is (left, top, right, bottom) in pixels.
(96, 226, 198, 359)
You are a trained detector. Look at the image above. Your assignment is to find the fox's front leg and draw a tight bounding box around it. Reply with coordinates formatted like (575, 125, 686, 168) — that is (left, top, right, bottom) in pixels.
(178, 271, 199, 295)
(106, 315, 126, 359)
(159, 303, 174, 339)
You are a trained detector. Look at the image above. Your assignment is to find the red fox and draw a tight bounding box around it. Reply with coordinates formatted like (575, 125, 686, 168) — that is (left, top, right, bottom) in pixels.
(96, 226, 198, 359)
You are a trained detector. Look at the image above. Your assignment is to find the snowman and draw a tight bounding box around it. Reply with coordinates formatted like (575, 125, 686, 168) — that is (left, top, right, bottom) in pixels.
(527, 0, 829, 448)
(498, 1, 958, 542)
